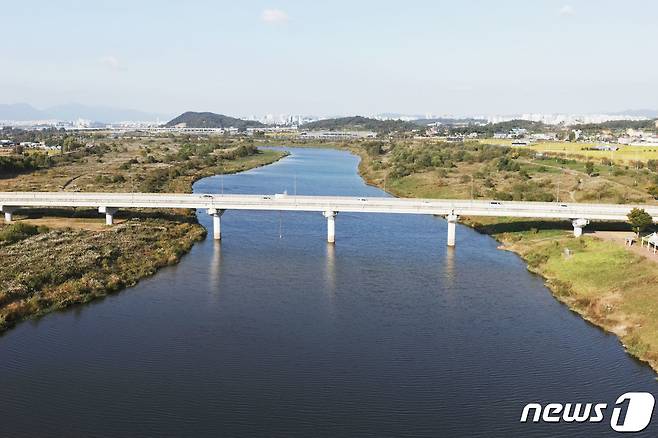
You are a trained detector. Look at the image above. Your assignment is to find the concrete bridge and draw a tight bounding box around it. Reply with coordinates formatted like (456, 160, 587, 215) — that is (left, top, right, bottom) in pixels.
(1, 192, 657, 246)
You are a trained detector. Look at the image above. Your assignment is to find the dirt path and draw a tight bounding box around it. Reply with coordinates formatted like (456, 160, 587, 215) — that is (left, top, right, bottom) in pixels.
(518, 159, 582, 176)
(61, 173, 85, 190)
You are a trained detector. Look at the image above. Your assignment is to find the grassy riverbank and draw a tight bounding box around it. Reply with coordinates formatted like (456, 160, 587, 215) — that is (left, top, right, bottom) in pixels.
(0, 138, 286, 334)
(0, 219, 205, 332)
(351, 142, 658, 373)
(472, 220, 658, 371)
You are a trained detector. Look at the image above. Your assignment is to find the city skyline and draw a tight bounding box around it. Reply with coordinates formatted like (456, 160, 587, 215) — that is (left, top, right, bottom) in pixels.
(1, 101, 656, 126)
(3, 1, 658, 116)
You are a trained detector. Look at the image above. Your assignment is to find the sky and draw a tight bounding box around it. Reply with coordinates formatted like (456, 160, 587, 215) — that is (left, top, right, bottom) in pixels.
(2, 0, 657, 117)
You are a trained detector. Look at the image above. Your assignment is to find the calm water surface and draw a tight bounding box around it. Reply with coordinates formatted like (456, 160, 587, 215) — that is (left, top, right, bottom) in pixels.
(1, 147, 656, 437)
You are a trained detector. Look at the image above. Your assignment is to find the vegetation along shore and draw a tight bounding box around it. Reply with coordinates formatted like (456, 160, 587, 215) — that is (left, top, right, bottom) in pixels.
(2, 124, 657, 374)
(256, 134, 658, 372)
(346, 138, 658, 373)
(0, 131, 286, 333)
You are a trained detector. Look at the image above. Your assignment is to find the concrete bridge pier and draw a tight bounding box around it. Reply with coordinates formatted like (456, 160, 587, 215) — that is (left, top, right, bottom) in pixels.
(572, 218, 589, 237)
(323, 210, 337, 243)
(99, 206, 119, 225)
(1, 206, 18, 223)
(446, 212, 458, 247)
(208, 208, 225, 240)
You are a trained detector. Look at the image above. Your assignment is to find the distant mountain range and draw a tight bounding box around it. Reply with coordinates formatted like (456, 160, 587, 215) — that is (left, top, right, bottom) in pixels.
(164, 112, 264, 129)
(0, 103, 172, 123)
(2, 104, 655, 126)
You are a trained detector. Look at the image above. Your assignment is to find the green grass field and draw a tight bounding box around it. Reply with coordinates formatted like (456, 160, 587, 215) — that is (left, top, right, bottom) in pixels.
(498, 232, 658, 370)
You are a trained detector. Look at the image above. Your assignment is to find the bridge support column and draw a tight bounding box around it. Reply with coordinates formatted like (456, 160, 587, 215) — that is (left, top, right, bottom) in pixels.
(323, 211, 337, 243)
(572, 218, 589, 238)
(1, 206, 18, 223)
(208, 208, 225, 240)
(99, 206, 119, 225)
(446, 212, 458, 247)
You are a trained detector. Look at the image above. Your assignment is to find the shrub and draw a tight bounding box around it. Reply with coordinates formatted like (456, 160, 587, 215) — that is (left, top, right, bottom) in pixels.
(0, 223, 40, 243)
(648, 185, 658, 200)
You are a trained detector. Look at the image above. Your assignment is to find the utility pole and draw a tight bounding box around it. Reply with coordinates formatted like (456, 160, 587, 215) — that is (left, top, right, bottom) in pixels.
(635, 149, 639, 186)
(556, 180, 560, 203)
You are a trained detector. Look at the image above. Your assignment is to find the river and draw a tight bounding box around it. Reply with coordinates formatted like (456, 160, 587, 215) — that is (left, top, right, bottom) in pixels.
(0, 147, 656, 437)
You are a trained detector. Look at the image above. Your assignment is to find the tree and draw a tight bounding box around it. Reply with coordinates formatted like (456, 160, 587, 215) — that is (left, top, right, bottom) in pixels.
(61, 136, 83, 153)
(627, 208, 653, 237)
(585, 161, 595, 175)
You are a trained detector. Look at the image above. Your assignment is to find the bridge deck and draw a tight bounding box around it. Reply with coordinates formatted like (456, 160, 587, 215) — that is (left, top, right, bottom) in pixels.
(1, 192, 657, 221)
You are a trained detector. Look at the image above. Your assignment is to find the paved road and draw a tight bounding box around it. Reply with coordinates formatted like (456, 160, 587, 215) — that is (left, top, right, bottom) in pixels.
(2, 192, 658, 222)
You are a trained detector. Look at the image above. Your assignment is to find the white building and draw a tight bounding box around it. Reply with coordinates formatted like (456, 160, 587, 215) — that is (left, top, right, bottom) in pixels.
(299, 130, 377, 140)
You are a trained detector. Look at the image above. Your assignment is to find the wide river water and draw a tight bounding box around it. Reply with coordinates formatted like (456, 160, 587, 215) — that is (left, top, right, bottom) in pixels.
(1, 147, 657, 437)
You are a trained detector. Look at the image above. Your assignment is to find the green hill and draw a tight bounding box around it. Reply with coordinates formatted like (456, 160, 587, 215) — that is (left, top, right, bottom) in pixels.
(302, 116, 418, 134)
(165, 112, 264, 130)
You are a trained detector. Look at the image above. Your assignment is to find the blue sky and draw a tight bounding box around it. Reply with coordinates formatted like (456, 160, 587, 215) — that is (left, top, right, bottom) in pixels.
(2, 0, 657, 116)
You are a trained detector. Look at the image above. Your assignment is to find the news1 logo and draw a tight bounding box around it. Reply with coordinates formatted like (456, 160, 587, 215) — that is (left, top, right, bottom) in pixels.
(520, 392, 655, 432)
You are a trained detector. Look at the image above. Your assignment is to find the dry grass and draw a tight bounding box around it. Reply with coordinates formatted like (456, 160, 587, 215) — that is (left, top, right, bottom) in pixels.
(0, 136, 287, 333)
(0, 220, 206, 332)
(0, 139, 285, 193)
(16, 217, 118, 231)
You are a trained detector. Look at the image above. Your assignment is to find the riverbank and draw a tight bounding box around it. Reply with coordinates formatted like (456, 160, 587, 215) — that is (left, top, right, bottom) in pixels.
(353, 147, 658, 373)
(473, 220, 658, 372)
(0, 146, 287, 334)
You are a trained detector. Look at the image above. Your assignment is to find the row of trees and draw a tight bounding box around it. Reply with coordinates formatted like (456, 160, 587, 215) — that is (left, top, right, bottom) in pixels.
(0, 153, 54, 176)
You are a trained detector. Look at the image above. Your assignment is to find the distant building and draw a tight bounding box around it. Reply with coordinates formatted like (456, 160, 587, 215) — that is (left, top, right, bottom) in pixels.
(530, 133, 557, 141)
(18, 141, 60, 151)
(509, 128, 527, 138)
(592, 145, 619, 151)
(618, 129, 658, 146)
(299, 130, 377, 140)
(246, 126, 298, 136)
(511, 139, 531, 146)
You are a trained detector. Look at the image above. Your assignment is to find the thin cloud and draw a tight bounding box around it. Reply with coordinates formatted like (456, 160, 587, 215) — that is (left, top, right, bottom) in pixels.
(261, 9, 288, 24)
(451, 85, 474, 93)
(99, 55, 121, 71)
(558, 5, 575, 16)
